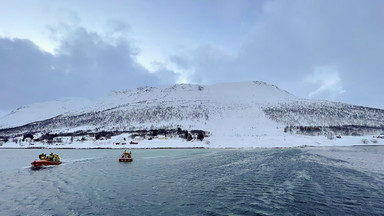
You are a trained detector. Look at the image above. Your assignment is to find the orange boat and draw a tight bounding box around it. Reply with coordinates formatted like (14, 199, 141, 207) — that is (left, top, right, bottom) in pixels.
(119, 157, 133, 162)
(31, 153, 61, 168)
(119, 150, 133, 162)
(31, 159, 62, 168)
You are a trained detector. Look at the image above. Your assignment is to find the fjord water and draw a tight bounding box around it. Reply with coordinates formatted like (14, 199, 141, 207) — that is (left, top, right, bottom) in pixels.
(0, 147, 383, 215)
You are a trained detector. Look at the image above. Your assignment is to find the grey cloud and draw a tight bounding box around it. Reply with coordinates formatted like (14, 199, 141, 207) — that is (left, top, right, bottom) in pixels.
(171, 44, 236, 84)
(0, 27, 179, 111)
(0, 38, 55, 108)
(107, 20, 131, 34)
(155, 68, 180, 85)
(171, 0, 384, 108)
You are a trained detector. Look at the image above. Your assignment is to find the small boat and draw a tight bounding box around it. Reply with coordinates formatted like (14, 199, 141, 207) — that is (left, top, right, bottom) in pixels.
(31, 159, 62, 168)
(31, 153, 61, 168)
(119, 157, 133, 162)
(119, 150, 133, 162)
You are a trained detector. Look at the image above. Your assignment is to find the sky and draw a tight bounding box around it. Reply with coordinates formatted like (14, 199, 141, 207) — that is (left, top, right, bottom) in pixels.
(1, 0, 384, 117)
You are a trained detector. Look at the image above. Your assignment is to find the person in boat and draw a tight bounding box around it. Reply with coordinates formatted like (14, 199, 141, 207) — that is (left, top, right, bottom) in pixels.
(38, 153, 47, 160)
(49, 153, 54, 161)
(122, 150, 132, 158)
(53, 154, 60, 162)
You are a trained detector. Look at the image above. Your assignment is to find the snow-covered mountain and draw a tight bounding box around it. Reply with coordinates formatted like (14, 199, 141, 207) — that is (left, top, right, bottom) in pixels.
(1, 81, 384, 148)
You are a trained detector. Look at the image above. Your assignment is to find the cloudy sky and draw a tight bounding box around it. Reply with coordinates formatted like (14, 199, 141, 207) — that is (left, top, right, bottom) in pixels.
(1, 0, 383, 117)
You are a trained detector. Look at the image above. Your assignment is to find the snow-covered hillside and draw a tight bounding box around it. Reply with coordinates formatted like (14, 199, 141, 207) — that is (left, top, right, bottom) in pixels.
(0, 97, 92, 129)
(1, 81, 384, 148)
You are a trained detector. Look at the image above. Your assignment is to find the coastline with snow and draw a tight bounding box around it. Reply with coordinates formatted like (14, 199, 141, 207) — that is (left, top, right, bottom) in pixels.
(1, 134, 383, 149)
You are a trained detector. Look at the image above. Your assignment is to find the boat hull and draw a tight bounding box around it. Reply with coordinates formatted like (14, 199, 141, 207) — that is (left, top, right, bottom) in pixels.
(31, 160, 62, 168)
(119, 158, 133, 162)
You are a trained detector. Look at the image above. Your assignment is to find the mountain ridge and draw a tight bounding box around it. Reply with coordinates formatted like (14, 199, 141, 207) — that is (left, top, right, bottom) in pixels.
(1, 81, 384, 148)
(0, 81, 294, 129)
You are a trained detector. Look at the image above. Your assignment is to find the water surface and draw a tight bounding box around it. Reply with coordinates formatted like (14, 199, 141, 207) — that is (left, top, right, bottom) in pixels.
(0, 147, 383, 215)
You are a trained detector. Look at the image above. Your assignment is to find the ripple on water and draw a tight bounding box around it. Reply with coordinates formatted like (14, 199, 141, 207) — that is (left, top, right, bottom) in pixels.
(0, 148, 383, 215)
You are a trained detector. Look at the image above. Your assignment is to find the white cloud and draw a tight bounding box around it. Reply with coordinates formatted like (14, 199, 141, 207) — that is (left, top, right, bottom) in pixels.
(305, 66, 346, 98)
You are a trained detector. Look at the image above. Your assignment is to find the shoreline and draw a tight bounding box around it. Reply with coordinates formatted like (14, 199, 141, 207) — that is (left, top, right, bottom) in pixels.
(0, 146, 207, 150)
(1, 144, 383, 150)
(1, 134, 383, 149)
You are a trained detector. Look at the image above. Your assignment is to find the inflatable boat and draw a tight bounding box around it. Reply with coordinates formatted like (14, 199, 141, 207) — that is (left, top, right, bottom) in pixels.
(31, 159, 62, 168)
(119, 150, 133, 162)
(119, 157, 133, 162)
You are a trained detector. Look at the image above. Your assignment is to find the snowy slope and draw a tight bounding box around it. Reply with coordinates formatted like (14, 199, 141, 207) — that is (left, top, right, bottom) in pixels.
(0, 81, 294, 130)
(1, 81, 384, 148)
(0, 97, 91, 129)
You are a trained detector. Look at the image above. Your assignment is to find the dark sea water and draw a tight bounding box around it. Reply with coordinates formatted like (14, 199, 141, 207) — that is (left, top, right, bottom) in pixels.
(0, 146, 383, 215)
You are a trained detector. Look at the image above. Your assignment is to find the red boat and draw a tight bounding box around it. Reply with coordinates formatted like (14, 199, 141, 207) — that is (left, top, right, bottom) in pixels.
(31, 159, 62, 168)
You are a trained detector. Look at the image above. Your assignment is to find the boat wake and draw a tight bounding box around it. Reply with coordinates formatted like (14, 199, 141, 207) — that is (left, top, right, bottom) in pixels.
(61, 157, 100, 165)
